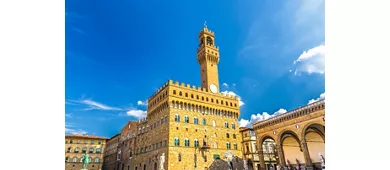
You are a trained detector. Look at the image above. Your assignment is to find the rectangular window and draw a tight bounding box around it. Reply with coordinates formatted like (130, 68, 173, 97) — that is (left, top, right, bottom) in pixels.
(91, 140, 95, 144)
(164, 140, 167, 147)
(234, 144, 237, 150)
(77, 140, 80, 144)
(194, 118, 198, 124)
(98, 140, 102, 144)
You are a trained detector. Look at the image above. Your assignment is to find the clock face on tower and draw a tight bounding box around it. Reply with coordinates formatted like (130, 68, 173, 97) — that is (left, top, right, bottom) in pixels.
(209, 84, 217, 93)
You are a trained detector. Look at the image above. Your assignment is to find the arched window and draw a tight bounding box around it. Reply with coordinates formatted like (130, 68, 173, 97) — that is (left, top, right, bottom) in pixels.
(202, 119, 206, 125)
(233, 134, 236, 139)
(89, 148, 94, 153)
(194, 117, 198, 124)
(226, 142, 231, 149)
(179, 91, 182, 96)
(234, 143, 237, 150)
(174, 114, 180, 122)
(184, 116, 189, 123)
(206, 36, 213, 45)
(216, 100, 219, 104)
(184, 138, 190, 147)
(82, 147, 87, 153)
(96, 148, 101, 153)
(196, 95, 199, 100)
(185, 93, 188, 97)
(88, 157, 92, 162)
(226, 133, 230, 138)
(231, 123, 235, 129)
(72, 157, 77, 162)
(212, 120, 216, 127)
(178, 153, 182, 162)
(224, 122, 229, 128)
(67, 147, 72, 153)
(74, 147, 79, 153)
(194, 139, 199, 148)
(201, 96, 204, 101)
(95, 158, 100, 162)
(65, 157, 69, 162)
(173, 90, 176, 95)
(174, 138, 180, 146)
(191, 94, 194, 98)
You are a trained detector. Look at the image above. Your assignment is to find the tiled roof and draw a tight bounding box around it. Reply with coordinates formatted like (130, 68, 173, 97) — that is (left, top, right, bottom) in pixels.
(65, 134, 109, 139)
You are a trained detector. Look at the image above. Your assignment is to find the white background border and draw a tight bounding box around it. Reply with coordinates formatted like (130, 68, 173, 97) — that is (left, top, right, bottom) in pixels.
(1, 0, 390, 169)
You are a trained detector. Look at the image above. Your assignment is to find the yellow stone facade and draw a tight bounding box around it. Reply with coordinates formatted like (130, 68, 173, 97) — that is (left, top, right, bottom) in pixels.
(65, 134, 108, 170)
(132, 25, 242, 170)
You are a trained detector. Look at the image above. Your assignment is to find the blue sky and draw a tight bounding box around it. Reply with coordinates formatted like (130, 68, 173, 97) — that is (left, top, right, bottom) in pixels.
(65, 0, 325, 137)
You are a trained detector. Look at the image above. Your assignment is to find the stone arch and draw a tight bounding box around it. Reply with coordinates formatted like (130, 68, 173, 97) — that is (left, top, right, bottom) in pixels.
(278, 130, 305, 167)
(301, 123, 325, 142)
(259, 135, 278, 170)
(301, 123, 325, 166)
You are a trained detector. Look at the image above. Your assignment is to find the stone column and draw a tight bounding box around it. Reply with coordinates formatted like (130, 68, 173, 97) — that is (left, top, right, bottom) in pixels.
(258, 149, 266, 170)
(276, 144, 286, 168)
(300, 141, 313, 170)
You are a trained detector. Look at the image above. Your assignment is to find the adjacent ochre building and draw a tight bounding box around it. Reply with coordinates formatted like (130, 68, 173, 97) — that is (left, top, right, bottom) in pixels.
(240, 127, 261, 170)
(131, 24, 243, 170)
(65, 134, 108, 170)
(253, 99, 325, 170)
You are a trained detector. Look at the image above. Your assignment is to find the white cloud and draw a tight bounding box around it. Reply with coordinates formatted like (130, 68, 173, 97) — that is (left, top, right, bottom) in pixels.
(221, 90, 245, 107)
(126, 109, 147, 119)
(308, 92, 325, 104)
(274, 108, 287, 115)
(137, 100, 148, 106)
(239, 118, 250, 128)
(293, 44, 325, 75)
(239, 108, 288, 128)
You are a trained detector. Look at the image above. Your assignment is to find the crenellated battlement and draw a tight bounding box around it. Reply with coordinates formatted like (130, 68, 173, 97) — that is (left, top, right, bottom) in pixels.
(148, 79, 239, 102)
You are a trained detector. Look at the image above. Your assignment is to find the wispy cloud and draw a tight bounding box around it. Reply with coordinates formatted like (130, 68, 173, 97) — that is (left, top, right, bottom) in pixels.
(65, 124, 87, 135)
(222, 83, 229, 89)
(66, 98, 122, 111)
(293, 44, 325, 75)
(308, 92, 325, 104)
(65, 113, 72, 118)
(239, 108, 287, 128)
(81, 99, 122, 111)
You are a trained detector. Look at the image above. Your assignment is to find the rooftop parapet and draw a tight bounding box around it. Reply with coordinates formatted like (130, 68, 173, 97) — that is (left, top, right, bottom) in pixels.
(252, 99, 325, 129)
(148, 79, 239, 101)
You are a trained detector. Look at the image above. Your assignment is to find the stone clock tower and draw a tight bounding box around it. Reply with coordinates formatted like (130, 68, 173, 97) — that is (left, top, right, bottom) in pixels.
(197, 23, 220, 94)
